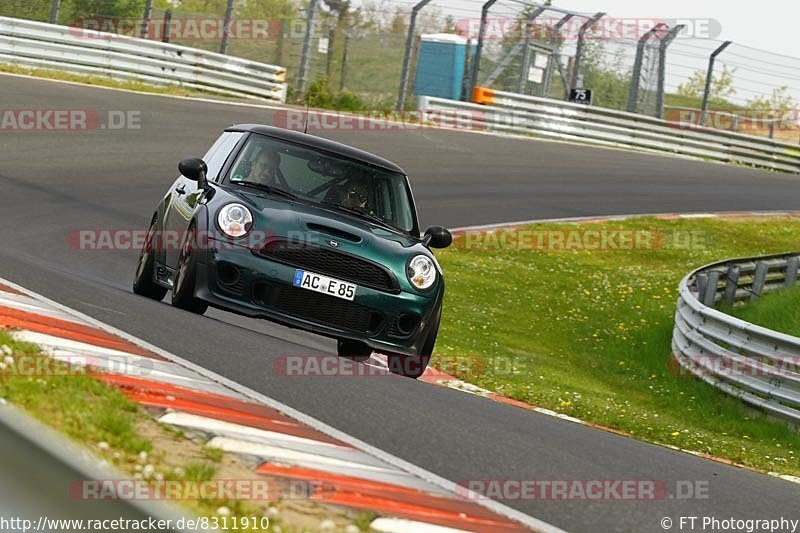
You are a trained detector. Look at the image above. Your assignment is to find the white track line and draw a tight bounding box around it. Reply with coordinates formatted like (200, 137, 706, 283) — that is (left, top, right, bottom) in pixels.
(0, 290, 88, 323)
(370, 518, 471, 533)
(159, 412, 346, 450)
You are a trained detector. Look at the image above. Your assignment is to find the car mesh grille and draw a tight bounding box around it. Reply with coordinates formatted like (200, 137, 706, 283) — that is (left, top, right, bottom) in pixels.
(258, 240, 396, 291)
(253, 281, 385, 334)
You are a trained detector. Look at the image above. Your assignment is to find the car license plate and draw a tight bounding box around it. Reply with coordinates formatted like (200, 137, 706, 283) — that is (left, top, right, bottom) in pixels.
(293, 269, 356, 301)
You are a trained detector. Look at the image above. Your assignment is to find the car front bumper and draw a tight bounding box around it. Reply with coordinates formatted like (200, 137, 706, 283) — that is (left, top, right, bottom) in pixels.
(193, 242, 441, 356)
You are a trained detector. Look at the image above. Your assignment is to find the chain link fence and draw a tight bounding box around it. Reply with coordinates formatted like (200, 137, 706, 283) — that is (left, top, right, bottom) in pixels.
(1, 0, 797, 142)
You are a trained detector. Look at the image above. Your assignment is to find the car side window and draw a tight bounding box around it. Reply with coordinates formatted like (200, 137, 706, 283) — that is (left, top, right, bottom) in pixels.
(203, 132, 244, 181)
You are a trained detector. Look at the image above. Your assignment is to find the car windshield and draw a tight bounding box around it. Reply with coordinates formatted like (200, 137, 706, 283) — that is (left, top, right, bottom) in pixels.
(225, 133, 416, 233)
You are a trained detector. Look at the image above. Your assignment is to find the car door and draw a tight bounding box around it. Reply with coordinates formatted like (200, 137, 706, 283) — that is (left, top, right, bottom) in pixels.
(163, 132, 244, 269)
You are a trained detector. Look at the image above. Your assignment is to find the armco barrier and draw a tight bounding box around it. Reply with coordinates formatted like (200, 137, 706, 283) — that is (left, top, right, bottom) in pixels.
(418, 88, 800, 174)
(0, 17, 287, 102)
(672, 252, 800, 422)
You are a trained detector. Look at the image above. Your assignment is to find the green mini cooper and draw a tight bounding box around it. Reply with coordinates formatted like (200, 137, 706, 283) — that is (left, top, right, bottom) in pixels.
(133, 125, 452, 378)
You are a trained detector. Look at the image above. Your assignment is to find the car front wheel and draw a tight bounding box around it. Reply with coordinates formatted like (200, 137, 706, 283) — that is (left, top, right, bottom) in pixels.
(171, 224, 208, 315)
(133, 218, 168, 301)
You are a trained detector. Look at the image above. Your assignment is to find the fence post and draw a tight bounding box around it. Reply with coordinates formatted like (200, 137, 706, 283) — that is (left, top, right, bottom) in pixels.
(750, 261, 768, 302)
(655, 24, 683, 118)
(397, 0, 433, 112)
(699, 40, 732, 127)
(161, 10, 172, 43)
(545, 14, 572, 98)
(297, 0, 321, 97)
(219, 0, 235, 55)
(571, 12, 604, 90)
(339, 33, 350, 92)
(517, 7, 546, 94)
(461, 38, 472, 100)
(49, 0, 60, 24)
(140, 0, 153, 39)
(627, 24, 665, 114)
(469, 0, 499, 99)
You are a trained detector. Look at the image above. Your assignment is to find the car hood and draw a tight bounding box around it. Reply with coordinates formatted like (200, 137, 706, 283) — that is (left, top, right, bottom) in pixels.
(228, 190, 433, 270)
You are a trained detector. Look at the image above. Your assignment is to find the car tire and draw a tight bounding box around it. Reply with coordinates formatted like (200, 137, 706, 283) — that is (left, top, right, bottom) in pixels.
(337, 339, 372, 362)
(171, 224, 208, 315)
(386, 323, 438, 379)
(133, 218, 168, 301)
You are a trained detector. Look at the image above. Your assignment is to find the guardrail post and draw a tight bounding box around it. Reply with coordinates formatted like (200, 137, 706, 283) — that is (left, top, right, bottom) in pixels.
(699, 40, 732, 127)
(696, 273, 708, 302)
(750, 261, 768, 302)
(702, 270, 721, 307)
(655, 24, 684, 118)
(49, 0, 60, 24)
(723, 265, 740, 306)
(627, 24, 665, 114)
(396, 0, 433, 112)
(571, 12, 604, 90)
(297, 0, 321, 97)
(219, 0, 235, 55)
(785, 257, 799, 288)
(469, 0, 499, 100)
(517, 7, 546, 94)
(140, 0, 153, 39)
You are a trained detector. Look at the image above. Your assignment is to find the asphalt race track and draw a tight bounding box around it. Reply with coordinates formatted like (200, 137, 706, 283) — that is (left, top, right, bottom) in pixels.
(2, 74, 800, 532)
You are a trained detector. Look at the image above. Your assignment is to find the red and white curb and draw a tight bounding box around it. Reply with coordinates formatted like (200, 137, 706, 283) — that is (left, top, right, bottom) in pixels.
(0, 278, 558, 533)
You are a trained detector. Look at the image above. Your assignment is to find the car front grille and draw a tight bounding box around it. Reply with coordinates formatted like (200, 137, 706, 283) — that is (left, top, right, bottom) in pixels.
(253, 281, 385, 334)
(257, 240, 397, 292)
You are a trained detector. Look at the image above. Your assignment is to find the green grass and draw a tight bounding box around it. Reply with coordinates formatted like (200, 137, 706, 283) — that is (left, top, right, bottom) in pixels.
(727, 284, 800, 337)
(434, 216, 800, 474)
(664, 93, 748, 114)
(0, 332, 151, 454)
(0, 63, 219, 98)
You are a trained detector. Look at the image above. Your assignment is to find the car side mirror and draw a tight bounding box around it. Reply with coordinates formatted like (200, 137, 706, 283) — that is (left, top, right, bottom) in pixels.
(423, 226, 452, 249)
(179, 157, 208, 190)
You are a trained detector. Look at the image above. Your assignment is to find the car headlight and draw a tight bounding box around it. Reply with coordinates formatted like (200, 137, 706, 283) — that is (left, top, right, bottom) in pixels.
(217, 203, 253, 238)
(407, 254, 436, 290)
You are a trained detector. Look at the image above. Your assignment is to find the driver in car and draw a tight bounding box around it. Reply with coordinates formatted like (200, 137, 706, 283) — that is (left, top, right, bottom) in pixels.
(339, 178, 371, 211)
(249, 147, 281, 186)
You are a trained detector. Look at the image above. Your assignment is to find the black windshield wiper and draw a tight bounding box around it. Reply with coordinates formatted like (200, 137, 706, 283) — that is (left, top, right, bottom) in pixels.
(233, 181, 299, 200)
(321, 201, 398, 232)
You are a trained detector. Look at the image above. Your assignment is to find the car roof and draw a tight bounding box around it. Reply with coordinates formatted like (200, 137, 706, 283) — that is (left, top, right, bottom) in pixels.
(226, 124, 405, 174)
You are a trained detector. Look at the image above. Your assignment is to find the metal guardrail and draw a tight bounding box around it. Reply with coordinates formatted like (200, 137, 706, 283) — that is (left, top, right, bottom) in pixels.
(0, 401, 193, 531)
(672, 252, 800, 423)
(0, 17, 287, 102)
(418, 88, 800, 174)
(663, 105, 789, 139)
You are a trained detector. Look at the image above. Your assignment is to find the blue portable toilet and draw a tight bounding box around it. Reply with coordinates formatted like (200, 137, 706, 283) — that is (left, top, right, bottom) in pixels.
(414, 33, 475, 101)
